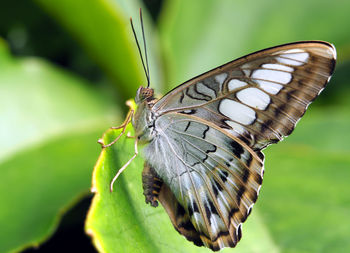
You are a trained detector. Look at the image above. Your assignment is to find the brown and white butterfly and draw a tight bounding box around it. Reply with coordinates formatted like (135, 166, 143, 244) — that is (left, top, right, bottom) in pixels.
(103, 13, 336, 251)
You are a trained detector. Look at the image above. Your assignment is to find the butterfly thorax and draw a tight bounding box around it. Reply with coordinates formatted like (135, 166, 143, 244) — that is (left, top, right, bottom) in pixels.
(133, 86, 157, 144)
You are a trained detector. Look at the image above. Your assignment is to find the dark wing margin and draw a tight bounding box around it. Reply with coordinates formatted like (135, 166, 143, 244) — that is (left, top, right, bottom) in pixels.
(158, 183, 205, 247)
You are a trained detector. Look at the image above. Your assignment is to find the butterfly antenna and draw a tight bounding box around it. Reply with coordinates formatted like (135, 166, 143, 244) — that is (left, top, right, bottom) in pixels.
(130, 16, 149, 87)
(139, 8, 150, 88)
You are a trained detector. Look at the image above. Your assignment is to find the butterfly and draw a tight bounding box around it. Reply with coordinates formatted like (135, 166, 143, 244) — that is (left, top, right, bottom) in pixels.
(103, 10, 336, 252)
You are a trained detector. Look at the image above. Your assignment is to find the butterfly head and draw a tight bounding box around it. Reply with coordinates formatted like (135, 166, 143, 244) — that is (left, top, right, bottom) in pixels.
(135, 86, 154, 104)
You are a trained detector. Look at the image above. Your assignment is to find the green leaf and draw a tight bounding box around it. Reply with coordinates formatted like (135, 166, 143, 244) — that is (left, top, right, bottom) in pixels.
(262, 149, 350, 253)
(0, 41, 116, 252)
(266, 106, 350, 251)
(256, 108, 350, 252)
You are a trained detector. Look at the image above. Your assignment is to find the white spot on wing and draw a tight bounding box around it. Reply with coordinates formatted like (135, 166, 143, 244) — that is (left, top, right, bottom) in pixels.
(217, 197, 229, 218)
(277, 50, 309, 66)
(237, 88, 271, 110)
(276, 57, 304, 66)
(192, 212, 204, 230)
(247, 204, 254, 215)
(262, 63, 294, 72)
(209, 215, 220, 233)
(219, 99, 256, 125)
(215, 73, 228, 85)
(225, 120, 246, 135)
(228, 79, 247, 91)
(281, 52, 309, 62)
(252, 69, 292, 84)
(257, 80, 283, 95)
(257, 185, 262, 195)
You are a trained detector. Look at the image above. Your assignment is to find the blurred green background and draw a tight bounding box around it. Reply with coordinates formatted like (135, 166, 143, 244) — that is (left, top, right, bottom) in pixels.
(0, 0, 349, 252)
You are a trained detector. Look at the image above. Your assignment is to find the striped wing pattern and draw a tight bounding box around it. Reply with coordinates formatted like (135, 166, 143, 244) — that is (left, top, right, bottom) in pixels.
(141, 41, 336, 251)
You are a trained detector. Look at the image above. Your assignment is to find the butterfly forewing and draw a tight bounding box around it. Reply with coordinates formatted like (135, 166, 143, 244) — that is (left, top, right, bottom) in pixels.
(138, 41, 336, 251)
(153, 41, 336, 150)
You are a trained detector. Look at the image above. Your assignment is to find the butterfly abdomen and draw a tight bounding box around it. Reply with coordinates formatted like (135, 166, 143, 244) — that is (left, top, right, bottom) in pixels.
(142, 163, 164, 207)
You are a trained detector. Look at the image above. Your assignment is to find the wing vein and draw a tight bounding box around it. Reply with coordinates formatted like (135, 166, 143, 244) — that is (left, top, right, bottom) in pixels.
(169, 125, 251, 186)
(159, 128, 214, 240)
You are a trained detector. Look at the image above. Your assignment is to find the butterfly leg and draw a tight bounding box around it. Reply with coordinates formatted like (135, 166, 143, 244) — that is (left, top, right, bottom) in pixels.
(98, 100, 135, 148)
(110, 138, 139, 192)
(142, 163, 163, 207)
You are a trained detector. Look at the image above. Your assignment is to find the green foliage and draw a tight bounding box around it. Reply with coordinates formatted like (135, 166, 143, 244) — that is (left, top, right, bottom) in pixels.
(0, 41, 115, 252)
(159, 0, 350, 89)
(262, 110, 350, 252)
(1, 0, 350, 252)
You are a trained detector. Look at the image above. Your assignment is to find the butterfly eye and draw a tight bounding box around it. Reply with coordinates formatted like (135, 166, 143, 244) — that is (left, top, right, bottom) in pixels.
(135, 86, 154, 104)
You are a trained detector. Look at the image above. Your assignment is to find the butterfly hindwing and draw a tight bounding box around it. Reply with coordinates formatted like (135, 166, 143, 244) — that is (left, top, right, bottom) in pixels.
(143, 112, 264, 250)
